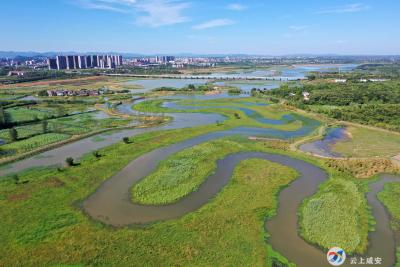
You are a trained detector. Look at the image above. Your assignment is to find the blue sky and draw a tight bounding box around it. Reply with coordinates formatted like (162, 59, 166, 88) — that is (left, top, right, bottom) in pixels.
(1, 0, 399, 55)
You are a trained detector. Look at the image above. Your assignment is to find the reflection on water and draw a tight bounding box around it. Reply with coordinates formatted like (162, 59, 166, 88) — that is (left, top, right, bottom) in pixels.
(126, 79, 207, 93)
(123, 64, 358, 93)
(299, 127, 348, 157)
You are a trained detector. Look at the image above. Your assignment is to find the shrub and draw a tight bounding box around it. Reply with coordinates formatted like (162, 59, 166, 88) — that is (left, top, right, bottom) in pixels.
(65, 157, 74, 166)
(122, 137, 130, 144)
(41, 120, 48, 134)
(9, 128, 18, 141)
(92, 150, 102, 158)
(12, 174, 19, 184)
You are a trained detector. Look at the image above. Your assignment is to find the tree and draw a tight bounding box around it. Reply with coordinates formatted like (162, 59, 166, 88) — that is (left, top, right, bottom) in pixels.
(57, 106, 66, 117)
(38, 90, 48, 97)
(12, 174, 19, 185)
(9, 128, 18, 141)
(0, 107, 6, 126)
(65, 157, 74, 166)
(41, 120, 48, 134)
(187, 84, 196, 90)
(92, 150, 101, 158)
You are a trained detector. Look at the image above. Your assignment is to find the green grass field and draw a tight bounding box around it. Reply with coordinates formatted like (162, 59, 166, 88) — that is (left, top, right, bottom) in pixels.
(133, 97, 310, 132)
(5, 106, 52, 123)
(0, 126, 298, 266)
(378, 182, 400, 231)
(0, 133, 71, 155)
(378, 183, 400, 267)
(397, 248, 400, 267)
(2, 94, 395, 266)
(132, 137, 284, 205)
(300, 176, 372, 254)
(0, 124, 43, 142)
(332, 126, 400, 158)
(0, 112, 131, 158)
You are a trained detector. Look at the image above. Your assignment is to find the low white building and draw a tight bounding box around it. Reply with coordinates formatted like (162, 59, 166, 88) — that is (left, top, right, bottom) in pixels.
(302, 92, 310, 101)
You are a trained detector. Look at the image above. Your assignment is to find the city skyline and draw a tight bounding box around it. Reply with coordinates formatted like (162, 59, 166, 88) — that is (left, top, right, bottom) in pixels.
(1, 0, 400, 55)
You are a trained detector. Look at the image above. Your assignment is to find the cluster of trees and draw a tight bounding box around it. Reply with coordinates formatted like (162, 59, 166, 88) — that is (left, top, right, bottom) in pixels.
(110, 66, 181, 75)
(317, 104, 400, 131)
(0, 67, 12, 76)
(154, 84, 214, 92)
(307, 64, 400, 80)
(264, 81, 400, 131)
(0, 70, 79, 85)
(0, 107, 10, 127)
(269, 81, 400, 105)
(356, 63, 400, 78)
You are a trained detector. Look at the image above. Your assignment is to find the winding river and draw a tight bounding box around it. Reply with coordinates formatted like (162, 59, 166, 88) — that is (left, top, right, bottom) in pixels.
(0, 97, 319, 176)
(1, 96, 398, 266)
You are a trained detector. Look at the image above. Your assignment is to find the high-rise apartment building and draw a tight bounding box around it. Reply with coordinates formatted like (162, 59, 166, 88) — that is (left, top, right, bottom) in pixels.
(48, 58, 58, 70)
(56, 56, 68, 70)
(48, 54, 123, 70)
(67, 56, 75, 70)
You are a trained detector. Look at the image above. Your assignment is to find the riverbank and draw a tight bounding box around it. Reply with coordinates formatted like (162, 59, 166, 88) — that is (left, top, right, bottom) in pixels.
(0, 126, 299, 266)
(1, 95, 399, 267)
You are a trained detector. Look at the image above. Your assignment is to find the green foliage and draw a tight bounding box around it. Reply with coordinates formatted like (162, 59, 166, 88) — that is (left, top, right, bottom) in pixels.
(397, 247, 400, 267)
(132, 139, 247, 204)
(332, 126, 400, 158)
(41, 120, 48, 134)
(122, 137, 130, 144)
(12, 174, 19, 185)
(378, 182, 400, 231)
(9, 128, 18, 141)
(320, 104, 400, 131)
(228, 88, 242, 94)
(65, 157, 74, 167)
(0, 107, 6, 126)
(38, 90, 48, 97)
(356, 63, 400, 78)
(4, 106, 52, 123)
(1, 133, 70, 155)
(0, 127, 298, 266)
(270, 81, 400, 105)
(266, 81, 400, 130)
(92, 150, 102, 158)
(300, 177, 371, 254)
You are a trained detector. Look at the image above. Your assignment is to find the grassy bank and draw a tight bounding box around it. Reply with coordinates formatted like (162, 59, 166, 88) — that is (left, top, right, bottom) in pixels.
(131, 137, 288, 205)
(397, 248, 400, 267)
(378, 182, 400, 231)
(0, 127, 298, 266)
(332, 126, 400, 158)
(133, 97, 315, 132)
(379, 183, 400, 267)
(300, 175, 372, 254)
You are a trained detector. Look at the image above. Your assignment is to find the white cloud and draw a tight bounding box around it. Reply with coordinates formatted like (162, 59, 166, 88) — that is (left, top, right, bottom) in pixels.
(227, 3, 246, 11)
(289, 25, 309, 31)
(193, 19, 235, 30)
(73, 0, 190, 27)
(135, 0, 190, 27)
(316, 3, 370, 14)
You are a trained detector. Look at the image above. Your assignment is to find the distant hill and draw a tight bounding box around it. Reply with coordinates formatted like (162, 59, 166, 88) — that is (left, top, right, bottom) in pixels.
(0, 51, 272, 59)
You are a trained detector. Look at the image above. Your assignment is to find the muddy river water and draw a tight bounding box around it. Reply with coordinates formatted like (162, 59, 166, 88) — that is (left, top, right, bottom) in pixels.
(1, 97, 398, 267)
